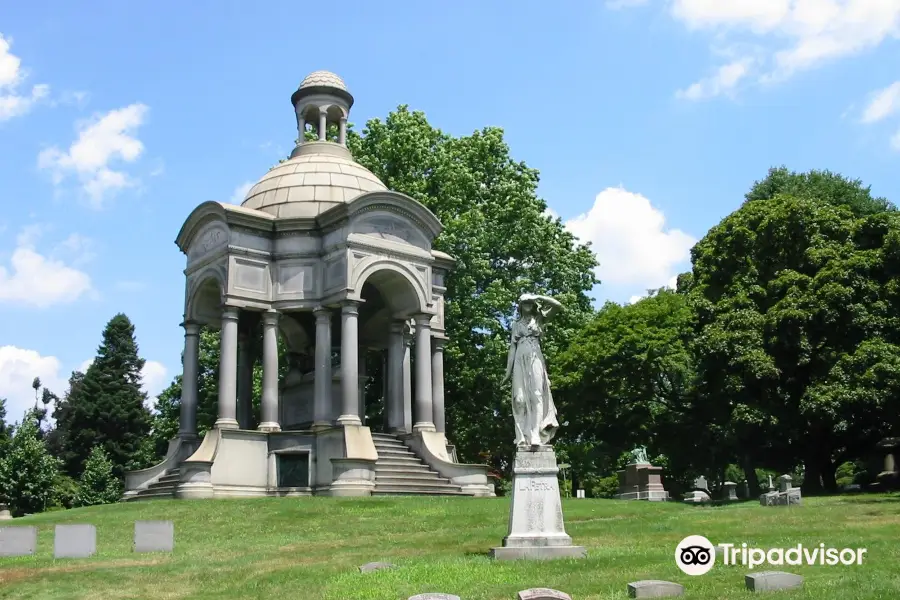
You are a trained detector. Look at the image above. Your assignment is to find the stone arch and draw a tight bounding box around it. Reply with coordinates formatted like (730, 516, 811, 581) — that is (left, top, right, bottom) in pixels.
(185, 268, 226, 326)
(352, 259, 429, 318)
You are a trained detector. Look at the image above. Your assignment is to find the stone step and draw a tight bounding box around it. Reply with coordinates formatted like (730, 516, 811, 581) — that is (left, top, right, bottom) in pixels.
(372, 440, 408, 449)
(375, 473, 447, 484)
(374, 479, 460, 490)
(376, 448, 417, 457)
(372, 487, 464, 496)
(376, 457, 425, 466)
(157, 474, 180, 484)
(371, 433, 404, 440)
(126, 490, 175, 501)
(375, 464, 434, 474)
(147, 481, 178, 491)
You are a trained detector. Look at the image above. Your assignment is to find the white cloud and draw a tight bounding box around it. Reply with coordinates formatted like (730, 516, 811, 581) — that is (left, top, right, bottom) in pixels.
(79, 357, 168, 410)
(0, 227, 94, 308)
(676, 58, 753, 100)
(0, 346, 67, 424)
(229, 181, 254, 204)
(861, 81, 900, 123)
(619, 1, 900, 97)
(38, 103, 149, 208)
(565, 186, 696, 290)
(628, 274, 680, 304)
(0, 34, 49, 122)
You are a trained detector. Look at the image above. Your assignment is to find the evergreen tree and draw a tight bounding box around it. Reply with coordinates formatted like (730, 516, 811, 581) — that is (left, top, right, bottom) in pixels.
(74, 446, 122, 507)
(56, 314, 152, 479)
(46, 371, 85, 468)
(0, 412, 61, 516)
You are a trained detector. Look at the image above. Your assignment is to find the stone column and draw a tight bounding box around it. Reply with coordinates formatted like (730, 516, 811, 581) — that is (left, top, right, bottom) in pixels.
(338, 116, 348, 145)
(402, 324, 413, 432)
(432, 337, 446, 434)
(413, 314, 435, 432)
(178, 321, 201, 439)
(258, 311, 281, 432)
(313, 306, 332, 427)
(387, 322, 405, 432)
(297, 116, 305, 144)
(318, 107, 328, 140)
(215, 306, 240, 429)
(337, 301, 362, 426)
(237, 332, 253, 430)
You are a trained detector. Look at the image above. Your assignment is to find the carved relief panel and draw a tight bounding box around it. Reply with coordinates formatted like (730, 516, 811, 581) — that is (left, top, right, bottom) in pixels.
(187, 223, 229, 265)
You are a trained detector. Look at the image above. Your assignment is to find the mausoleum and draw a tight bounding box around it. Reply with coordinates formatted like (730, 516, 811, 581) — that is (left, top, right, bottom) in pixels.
(124, 71, 495, 500)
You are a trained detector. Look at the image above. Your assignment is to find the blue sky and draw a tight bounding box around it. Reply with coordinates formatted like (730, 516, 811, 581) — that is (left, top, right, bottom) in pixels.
(2, 0, 900, 421)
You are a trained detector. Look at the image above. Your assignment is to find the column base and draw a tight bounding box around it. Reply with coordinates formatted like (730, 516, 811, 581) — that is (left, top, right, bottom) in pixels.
(310, 421, 334, 431)
(176, 431, 199, 441)
(214, 418, 240, 429)
(257, 422, 281, 432)
(337, 414, 362, 426)
(413, 422, 436, 433)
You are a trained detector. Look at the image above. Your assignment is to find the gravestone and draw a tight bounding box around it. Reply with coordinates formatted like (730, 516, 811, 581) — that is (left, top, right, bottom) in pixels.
(693, 476, 708, 491)
(359, 561, 394, 573)
(745, 571, 803, 592)
(683, 490, 711, 504)
(54, 524, 96, 558)
(760, 474, 801, 506)
(723, 481, 738, 501)
(518, 588, 571, 600)
(407, 595, 460, 600)
(0, 526, 37, 557)
(576, 489, 585, 498)
(614, 449, 670, 501)
(627, 580, 684, 598)
(0, 503, 12, 520)
(134, 520, 174, 553)
(490, 446, 586, 560)
(739, 480, 749, 498)
(875, 437, 900, 490)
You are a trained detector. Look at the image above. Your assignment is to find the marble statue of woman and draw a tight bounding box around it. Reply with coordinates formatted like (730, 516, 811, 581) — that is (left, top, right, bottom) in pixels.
(502, 293, 563, 447)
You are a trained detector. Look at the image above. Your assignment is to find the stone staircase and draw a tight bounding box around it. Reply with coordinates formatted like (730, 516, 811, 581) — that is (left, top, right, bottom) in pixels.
(125, 468, 180, 502)
(371, 432, 464, 496)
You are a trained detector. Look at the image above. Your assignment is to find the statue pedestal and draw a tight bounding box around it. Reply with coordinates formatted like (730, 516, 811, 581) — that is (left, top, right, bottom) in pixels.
(490, 446, 586, 560)
(614, 463, 670, 501)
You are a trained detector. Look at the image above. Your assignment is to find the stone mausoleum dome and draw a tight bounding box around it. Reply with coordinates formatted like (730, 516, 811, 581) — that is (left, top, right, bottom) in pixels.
(241, 70, 388, 219)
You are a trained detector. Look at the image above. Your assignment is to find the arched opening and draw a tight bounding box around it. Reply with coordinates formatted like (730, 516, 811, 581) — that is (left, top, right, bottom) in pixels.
(355, 266, 427, 431)
(187, 275, 224, 327)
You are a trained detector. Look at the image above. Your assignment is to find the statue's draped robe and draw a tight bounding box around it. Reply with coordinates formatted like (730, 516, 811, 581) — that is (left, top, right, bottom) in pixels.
(510, 316, 559, 446)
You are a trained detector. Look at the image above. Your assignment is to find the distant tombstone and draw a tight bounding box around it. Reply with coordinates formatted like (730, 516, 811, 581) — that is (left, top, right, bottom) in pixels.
(518, 588, 572, 600)
(683, 490, 711, 504)
(408, 595, 460, 600)
(693, 476, 709, 491)
(723, 481, 738, 501)
(745, 571, 803, 592)
(0, 503, 12, 520)
(359, 561, 394, 573)
(739, 480, 749, 498)
(0, 526, 37, 557)
(627, 580, 684, 598)
(134, 520, 174, 553)
(576, 489, 585, 499)
(54, 524, 96, 558)
(778, 475, 793, 492)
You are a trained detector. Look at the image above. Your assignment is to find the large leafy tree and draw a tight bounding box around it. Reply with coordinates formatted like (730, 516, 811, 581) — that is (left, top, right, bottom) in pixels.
(347, 108, 597, 469)
(54, 314, 152, 479)
(0, 413, 61, 516)
(690, 171, 900, 493)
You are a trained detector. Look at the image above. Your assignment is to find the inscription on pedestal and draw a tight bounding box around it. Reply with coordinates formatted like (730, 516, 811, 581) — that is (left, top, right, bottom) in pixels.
(518, 479, 557, 492)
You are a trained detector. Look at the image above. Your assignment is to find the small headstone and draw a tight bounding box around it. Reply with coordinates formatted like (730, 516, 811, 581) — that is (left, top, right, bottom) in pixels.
(518, 588, 572, 600)
(0, 503, 12, 520)
(627, 580, 684, 598)
(723, 481, 738, 501)
(0, 526, 37, 556)
(54, 524, 96, 558)
(407, 595, 460, 600)
(134, 520, 174, 553)
(683, 490, 711, 504)
(693, 476, 709, 491)
(745, 571, 803, 592)
(778, 474, 793, 492)
(739, 480, 749, 498)
(359, 561, 394, 573)
(576, 489, 585, 498)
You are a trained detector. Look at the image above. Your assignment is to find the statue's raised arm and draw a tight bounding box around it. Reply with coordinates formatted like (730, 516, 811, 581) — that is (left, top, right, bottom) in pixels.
(506, 293, 562, 448)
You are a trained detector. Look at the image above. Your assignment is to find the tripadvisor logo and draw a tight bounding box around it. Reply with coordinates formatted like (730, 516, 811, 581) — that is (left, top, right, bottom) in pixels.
(675, 535, 868, 575)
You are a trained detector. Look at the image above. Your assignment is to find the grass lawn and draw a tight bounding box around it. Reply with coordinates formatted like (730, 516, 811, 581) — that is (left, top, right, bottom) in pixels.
(1, 494, 899, 599)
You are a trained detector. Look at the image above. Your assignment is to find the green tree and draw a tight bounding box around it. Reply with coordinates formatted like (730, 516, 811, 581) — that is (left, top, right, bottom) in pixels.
(0, 397, 10, 455)
(74, 446, 122, 507)
(0, 412, 61, 516)
(689, 175, 900, 493)
(55, 314, 152, 479)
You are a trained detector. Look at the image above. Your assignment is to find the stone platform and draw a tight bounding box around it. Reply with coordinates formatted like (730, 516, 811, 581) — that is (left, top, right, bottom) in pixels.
(491, 446, 586, 561)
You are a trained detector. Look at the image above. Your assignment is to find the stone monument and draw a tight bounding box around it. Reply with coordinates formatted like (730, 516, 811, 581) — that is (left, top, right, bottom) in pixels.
(615, 446, 670, 501)
(874, 437, 899, 491)
(759, 474, 801, 506)
(491, 294, 586, 560)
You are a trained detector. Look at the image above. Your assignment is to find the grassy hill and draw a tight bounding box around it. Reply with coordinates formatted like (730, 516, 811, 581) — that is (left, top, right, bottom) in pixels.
(1, 494, 899, 599)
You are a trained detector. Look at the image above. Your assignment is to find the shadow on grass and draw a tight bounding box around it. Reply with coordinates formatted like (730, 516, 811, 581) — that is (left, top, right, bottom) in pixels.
(464, 551, 493, 559)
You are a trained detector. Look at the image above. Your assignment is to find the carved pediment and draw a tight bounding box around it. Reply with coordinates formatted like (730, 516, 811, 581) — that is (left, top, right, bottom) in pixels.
(353, 212, 428, 250)
(188, 224, 229, 262)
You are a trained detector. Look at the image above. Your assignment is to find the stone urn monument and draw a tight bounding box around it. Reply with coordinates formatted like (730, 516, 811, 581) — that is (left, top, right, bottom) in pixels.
(0, 503, 12, 520)
(490, 294, 587, 560)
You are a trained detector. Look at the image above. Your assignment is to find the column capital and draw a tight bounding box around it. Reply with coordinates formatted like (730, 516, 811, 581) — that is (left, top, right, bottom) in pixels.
(413, 313, 434, 327)
(181, 321, 201, 336)
(313, 305, 332, 321)
(341, 299, 362, 316)
(221, 306, 240, 321)
(432, 337, 447, 351)
(261, 310, 280, 327)
(389, 320, 406, 334)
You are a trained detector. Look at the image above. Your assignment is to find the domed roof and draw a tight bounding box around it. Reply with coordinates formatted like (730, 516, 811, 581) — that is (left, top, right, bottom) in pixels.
(298, 70, 347, 91)
(241, 143, 387, 219)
